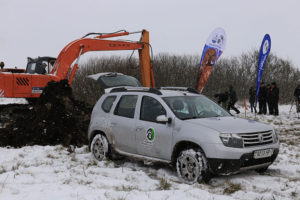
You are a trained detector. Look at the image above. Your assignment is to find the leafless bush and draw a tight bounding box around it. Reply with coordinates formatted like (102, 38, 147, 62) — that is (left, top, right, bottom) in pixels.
(72, 51, 300, 105)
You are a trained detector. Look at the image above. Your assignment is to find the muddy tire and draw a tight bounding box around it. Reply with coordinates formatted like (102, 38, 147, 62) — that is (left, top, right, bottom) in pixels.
(90, 134, 109, 161)
(255, 166, 269, 173)
(176, 149, 209, 184)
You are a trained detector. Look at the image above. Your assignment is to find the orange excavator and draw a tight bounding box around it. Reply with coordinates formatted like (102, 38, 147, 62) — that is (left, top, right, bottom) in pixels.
(0, 30, 155, 98)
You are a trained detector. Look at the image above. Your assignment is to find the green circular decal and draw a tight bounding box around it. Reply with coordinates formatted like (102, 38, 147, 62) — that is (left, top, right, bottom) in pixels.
(146, 128, 155, 141)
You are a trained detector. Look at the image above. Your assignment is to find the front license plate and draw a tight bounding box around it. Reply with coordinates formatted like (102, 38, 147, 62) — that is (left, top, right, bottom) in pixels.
(253, 149, 274, 159)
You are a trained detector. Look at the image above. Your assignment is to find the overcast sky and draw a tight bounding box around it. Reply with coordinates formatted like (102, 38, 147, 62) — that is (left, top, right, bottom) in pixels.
(1, 0, 299, 69)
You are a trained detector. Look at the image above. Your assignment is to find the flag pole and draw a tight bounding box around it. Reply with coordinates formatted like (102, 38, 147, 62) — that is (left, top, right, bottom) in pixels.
(244, 99, 248, 119)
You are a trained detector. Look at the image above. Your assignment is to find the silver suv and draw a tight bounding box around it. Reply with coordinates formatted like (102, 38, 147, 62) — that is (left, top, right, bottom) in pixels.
(88, 78, 279, 184)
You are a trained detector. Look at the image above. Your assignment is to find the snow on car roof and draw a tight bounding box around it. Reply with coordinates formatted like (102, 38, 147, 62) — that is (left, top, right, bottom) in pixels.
(159, 89, 200, 97)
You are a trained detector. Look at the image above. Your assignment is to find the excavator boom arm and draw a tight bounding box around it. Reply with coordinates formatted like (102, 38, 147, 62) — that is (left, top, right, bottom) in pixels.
(52, 30, 154, 87)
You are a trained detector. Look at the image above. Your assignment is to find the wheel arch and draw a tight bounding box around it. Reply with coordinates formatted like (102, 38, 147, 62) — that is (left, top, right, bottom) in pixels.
(171, 140, 206, 167)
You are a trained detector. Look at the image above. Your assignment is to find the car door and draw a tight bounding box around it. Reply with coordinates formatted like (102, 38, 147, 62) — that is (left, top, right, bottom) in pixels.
(135, 95, 173, 160)
(110, 94, 139, 154)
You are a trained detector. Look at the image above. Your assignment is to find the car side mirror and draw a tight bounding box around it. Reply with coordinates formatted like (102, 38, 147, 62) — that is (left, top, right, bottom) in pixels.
(156, 115, 172, 124)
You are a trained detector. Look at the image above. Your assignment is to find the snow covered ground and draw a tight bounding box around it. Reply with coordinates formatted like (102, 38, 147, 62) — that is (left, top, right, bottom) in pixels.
(0, 98, 27, 105)
(0, 99, 299, 200)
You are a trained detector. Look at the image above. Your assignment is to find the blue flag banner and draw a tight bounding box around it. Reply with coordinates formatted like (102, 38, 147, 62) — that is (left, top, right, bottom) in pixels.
(255, 34, 271, 107)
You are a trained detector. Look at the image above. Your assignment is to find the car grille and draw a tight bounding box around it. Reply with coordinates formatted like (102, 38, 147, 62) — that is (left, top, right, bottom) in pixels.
(240, 130, 274, 147)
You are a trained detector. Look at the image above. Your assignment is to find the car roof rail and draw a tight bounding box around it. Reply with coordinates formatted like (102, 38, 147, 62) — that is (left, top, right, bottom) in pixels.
(109, 86, 162, 95)
(157, 87, 200, 94)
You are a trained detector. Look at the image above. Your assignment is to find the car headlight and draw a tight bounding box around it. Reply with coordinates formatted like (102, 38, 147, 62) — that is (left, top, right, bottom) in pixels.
(220, 133, 244, 148)
(273, 129, 279, 143)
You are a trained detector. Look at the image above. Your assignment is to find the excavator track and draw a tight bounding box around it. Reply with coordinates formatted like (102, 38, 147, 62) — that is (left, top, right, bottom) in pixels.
(0, 80, 92, 147)
(0, 104, 27, 128)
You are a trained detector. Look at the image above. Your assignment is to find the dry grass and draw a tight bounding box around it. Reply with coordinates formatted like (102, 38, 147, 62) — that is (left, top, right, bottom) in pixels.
(223, 181, 242, 194)
(156, 177, 172, 190)
(114, 185, 138, 192)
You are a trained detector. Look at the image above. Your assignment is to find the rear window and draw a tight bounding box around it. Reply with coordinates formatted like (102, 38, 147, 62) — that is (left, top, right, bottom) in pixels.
(114, 95, 138, 118)
(101, 96, 117, 113)
(98, 74, 141, 88)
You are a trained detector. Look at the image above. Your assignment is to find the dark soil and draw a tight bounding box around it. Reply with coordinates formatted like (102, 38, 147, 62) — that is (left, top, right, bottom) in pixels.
(0, 80, 92, 147)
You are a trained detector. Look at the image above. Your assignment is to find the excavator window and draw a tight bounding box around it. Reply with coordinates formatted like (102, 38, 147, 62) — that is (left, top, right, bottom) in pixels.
(49, 61, 55, 73)
(27, 62, 36, 73)
(42, 61, 48, 74)
(25, 57, 56, 75)
(26, 62, 45, 74)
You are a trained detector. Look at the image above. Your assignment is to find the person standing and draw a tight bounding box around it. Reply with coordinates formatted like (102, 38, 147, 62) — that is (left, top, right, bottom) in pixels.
(0, 61, 4, 70)
(258, 82, 267, 114)
(270, 82, 279, 116)
(266, 84, 273, 115)
(294, 84, 300, 112)
(227, 85, 240, 114)
(249, 86, 257, 113)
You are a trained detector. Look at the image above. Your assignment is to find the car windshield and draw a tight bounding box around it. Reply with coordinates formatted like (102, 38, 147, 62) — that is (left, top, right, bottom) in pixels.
(163, 95, 230, 120)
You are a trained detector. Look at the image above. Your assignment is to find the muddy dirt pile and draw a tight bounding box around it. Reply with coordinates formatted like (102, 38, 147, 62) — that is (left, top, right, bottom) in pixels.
(0, 80, 92, 147)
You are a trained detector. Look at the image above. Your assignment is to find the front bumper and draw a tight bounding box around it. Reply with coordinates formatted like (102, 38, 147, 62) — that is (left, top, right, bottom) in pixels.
(207, 148, 279, 174)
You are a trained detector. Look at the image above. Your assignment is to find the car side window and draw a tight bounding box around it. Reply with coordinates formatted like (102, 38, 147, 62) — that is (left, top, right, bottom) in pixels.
(164, 97, 193, 119)
(114, 95, 138, 118)
(140, 96, 166, 122)
(101, 96, 117, 113)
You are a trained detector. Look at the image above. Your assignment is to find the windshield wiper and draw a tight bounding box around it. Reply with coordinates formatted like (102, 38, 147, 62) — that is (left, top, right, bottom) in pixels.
(211, 114, 222, 117)
(181, 116, 202, 120)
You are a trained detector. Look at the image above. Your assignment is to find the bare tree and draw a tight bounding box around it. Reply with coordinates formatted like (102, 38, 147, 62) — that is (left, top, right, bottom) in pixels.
(72, 51, 300, 105)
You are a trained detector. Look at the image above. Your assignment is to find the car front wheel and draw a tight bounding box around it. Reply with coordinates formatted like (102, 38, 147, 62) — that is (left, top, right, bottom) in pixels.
(176, 148, 209, 184)
(90, 134, 109, 161)
(255, 166, 269, 173)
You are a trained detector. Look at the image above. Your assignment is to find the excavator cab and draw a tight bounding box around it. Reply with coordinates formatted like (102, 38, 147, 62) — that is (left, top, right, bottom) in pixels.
(26, 57, 56, 75)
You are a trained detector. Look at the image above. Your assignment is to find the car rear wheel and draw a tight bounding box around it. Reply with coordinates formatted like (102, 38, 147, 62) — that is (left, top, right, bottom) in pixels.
(176, 149, 209, 184)
(90, 134, 109, 161)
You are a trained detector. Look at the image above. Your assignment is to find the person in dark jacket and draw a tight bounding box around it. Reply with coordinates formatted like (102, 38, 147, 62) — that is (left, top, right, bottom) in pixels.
(294, 84, 300, 112)
(0, 61, 4, 69)
(249, 86, 257, 113)
(266, 84, 273, 115)
(270, 82, 279, 115)
(227, 85, 240, 114)
(214, 91, 229, 108)
(258, 82, 267, 114)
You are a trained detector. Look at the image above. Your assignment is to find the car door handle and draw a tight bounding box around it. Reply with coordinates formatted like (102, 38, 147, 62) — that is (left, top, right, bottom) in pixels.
(136, 127, 143, 131)
(111, 122, 117, 126)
